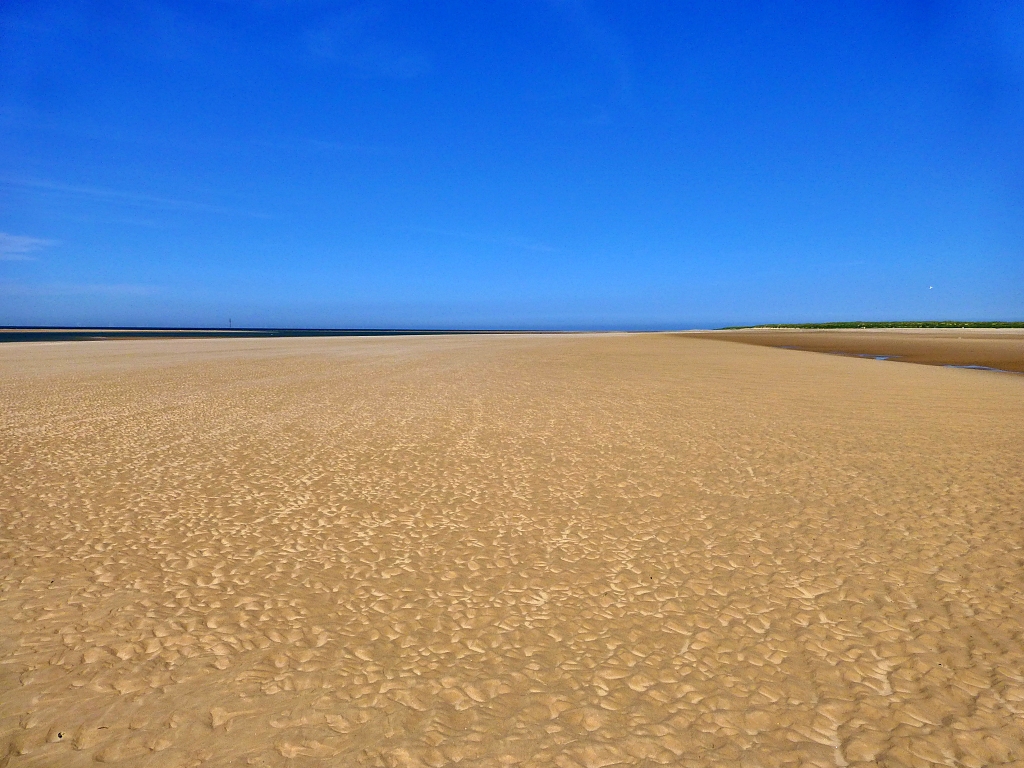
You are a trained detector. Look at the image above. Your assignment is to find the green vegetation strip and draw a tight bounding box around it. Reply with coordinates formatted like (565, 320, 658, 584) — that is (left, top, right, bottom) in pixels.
(719, 321, 1024, 330)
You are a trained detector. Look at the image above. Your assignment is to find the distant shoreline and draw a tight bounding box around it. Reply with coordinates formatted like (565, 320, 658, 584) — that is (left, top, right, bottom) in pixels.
(3, 322, 1022, 345)
(0, 328, 565, 344)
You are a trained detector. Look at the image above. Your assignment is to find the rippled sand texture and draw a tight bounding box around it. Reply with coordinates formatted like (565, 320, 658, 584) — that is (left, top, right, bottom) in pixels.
(2, 334, 1023, 768)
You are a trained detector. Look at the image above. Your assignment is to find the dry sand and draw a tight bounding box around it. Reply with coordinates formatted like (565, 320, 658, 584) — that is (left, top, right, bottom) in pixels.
(1, 333, 1023, 768)
(683, 328, 1024, 374)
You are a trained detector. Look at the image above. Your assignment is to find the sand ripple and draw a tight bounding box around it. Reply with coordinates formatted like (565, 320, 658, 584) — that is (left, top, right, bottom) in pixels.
(1, 334, 1022, 766)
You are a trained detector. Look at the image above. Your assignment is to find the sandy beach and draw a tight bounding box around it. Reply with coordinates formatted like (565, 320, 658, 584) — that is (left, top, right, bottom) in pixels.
(2, 332, 1022, 767)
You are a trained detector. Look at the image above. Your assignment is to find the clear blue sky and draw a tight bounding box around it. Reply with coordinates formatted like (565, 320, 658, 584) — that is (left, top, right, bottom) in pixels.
(1, 1, 1021, 328)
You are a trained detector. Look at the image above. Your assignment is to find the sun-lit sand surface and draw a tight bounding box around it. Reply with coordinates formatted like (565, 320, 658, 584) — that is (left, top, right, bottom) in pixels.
(2, 333, 1023, 767)
(683, 328, 1024, 373)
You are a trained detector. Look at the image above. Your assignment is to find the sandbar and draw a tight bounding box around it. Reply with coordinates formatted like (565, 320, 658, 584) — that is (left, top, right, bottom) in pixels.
(683, 328, 1024, 373)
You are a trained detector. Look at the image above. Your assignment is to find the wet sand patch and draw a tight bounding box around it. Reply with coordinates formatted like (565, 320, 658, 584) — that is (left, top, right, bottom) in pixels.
(683, 328, 1024, 373)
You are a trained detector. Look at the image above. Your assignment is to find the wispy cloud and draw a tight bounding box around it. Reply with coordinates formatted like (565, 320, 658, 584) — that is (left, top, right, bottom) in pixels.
(0, 177, 268, 218)
(0, 233, 57, 261)
(547, 0, 631, 100)
(416, 227, 560, 254)
(304, 5, 430, 79)
(249, 136, 394, 156)
(0, 280, 157, 297)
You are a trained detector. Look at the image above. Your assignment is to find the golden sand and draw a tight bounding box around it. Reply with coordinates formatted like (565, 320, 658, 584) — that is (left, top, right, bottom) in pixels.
(1, 334, 1023, 767)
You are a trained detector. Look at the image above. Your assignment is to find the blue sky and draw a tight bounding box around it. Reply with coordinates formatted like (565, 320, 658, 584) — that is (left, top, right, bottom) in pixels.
(1, 1, 1021, 328)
